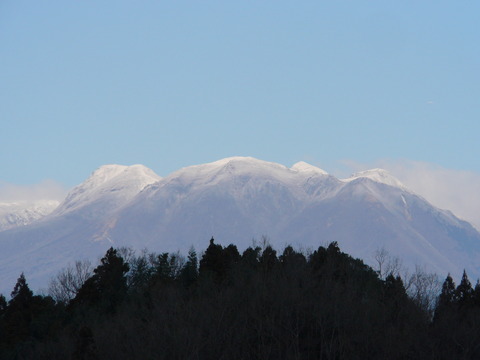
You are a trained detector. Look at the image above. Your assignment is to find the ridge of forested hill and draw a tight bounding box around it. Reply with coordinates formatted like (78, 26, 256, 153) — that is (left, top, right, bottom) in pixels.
(1, 238, 480, 359)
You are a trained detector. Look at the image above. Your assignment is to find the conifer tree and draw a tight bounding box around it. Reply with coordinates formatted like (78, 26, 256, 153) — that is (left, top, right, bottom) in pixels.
(308, 245, 328, 272)
(439, 274, 456, 305)
(180, 247, 199, 286)
(383, 274, 408, 318)
(259, 245, 278, 272)
(71, 247, 129, 312)
(327, 241, 341, 255)
(155, 253, 173, 281)
(0, 294, 6, 315)
(241, 246, 261, 268)
(9, 273, 33, 303)
(3, 273, 34, 347)
(456, 270, 474, 308)
(384, 274, 407, 299)
(435, 274, 457, 323)
(279, 245, 306, 268)
(224, 244, 241, 265)
(127, 252, 154, 290)
(473, 280, 480, 307)
(199, 237, 226, 281)
(439, 274, 456, 306)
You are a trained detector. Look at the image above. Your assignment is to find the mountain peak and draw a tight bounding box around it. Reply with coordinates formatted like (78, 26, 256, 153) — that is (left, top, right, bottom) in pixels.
(167, 157, 290, 184)
(91, 164, 159, 183)
(291, 161, 328, 175)
(90, 164, 130, 183)
(209, 157, 291, 173)
(210, 156, 260, 166)
(344, 168, 406, 189)
(52, 164, 161, 216)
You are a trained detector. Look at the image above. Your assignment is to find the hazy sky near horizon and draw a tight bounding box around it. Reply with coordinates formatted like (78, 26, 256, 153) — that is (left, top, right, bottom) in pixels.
(1, 1, 479, 223)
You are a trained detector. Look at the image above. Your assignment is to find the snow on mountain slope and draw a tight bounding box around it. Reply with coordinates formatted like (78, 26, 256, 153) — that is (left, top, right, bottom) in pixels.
(344, 168, 407, 190)
(51, 164, 161, 218)
(291, 161, 329, 175)
(107, 157, 323, 250)
(0, 200, 59, 231)
(0, 164, 161, 295)
(1, 157, 479, 296)
(155, 157, 325, 192)
(283, 177, 480, 277)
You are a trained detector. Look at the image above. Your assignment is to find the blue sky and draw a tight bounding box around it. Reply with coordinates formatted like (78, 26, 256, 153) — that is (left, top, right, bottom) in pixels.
(1, 1, 479, 190)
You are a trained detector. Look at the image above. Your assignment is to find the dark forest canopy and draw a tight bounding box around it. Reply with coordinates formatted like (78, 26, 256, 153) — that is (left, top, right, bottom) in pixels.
(1, 238, 480, 359)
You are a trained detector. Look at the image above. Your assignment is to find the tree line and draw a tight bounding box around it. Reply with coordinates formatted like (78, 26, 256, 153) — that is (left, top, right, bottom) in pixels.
(0, 238, 480, 359)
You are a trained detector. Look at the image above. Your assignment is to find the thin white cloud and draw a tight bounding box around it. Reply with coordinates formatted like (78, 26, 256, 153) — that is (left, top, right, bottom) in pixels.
(0, 180, 68, 204)
(341, 159, 480, 230)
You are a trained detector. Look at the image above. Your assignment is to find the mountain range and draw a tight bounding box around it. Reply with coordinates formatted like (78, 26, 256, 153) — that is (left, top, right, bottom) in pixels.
(1, 157, 479, 295)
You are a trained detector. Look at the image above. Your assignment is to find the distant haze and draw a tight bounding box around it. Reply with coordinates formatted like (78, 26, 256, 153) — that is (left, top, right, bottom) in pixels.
(0, 180, 67, 204)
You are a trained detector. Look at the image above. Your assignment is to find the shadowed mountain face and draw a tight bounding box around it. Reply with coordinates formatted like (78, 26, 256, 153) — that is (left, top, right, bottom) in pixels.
(1, 157, 479, 294)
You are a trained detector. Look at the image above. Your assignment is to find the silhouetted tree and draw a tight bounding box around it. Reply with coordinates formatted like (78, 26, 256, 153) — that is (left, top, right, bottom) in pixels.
(241, 246, 261, 268)
(438, 274, 456, 307)
(199, 237, 226, 282)
(456, 270, 474, 308)
(279, 245, 306, 269)
(259, 245, 278, 272)
(180, 247, 199, 287)
(9, 273, 33, 303)
(0, 294, 6, 315)
(48, 260, 92, 303)
(127, 250, 155, 291)
(224, 244, 241, 265)
(384, 274, 407, 299)
(308, 244, 328, 272)
(2, 274, 34, 348)
(152, 252, 184, 284)
(473, 280, 480, 307)
(71, 248, 129, 313)
(9, 239, 480, 359)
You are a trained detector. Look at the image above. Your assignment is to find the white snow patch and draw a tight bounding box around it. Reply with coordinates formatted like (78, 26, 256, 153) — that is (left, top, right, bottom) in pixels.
(291, 161, 328, 175)
(343, 168, 407, 189)
(52, 164, 161, 216)
(0, 200, 60, 231)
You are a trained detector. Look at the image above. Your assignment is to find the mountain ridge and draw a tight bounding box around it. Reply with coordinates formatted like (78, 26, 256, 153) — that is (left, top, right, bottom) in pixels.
(0, 200, 60, 232)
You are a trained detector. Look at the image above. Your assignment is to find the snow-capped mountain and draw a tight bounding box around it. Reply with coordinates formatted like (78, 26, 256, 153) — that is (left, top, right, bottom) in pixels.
(110, 157, 480, 277)
(51, 164, 161, 218)
(0, 200, 59, 231)
(0, 164, 161, 295)
(108, 157, 340, 251)
(0, 157, 479, 295)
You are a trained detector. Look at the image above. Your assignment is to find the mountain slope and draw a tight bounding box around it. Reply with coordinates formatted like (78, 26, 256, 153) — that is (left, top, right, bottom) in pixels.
(51, 164, 161, 218)
(0, 164, 161, 294)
